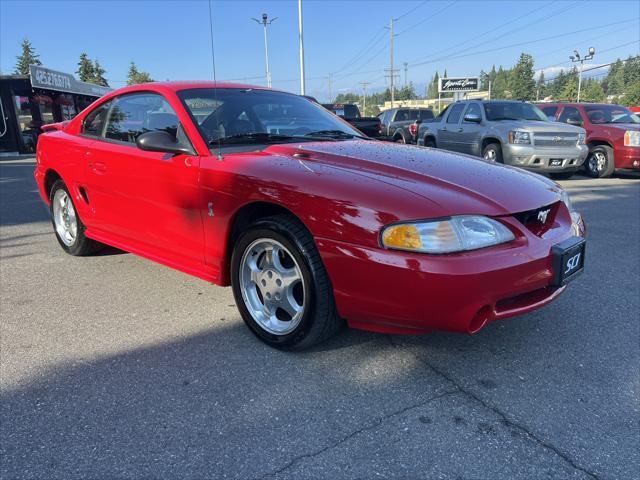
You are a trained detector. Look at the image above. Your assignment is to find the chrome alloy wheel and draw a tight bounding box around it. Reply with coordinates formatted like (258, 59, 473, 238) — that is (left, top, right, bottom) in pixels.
(589, 151, 606, 173)
(52, 189, 77, 247)
(239, 238, 306, 335)
(484, 148, 497, 161)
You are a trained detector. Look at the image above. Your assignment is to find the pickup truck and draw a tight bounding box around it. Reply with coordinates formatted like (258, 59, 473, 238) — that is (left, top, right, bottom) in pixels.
(417, 100, 588, 179)
(322, 103, 382, 138)
(539, 102, 640, 177)
(377, 107, 435, 143)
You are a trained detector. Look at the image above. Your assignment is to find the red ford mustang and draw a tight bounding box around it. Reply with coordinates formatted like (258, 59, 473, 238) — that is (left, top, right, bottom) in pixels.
(34, 82, 586, 349)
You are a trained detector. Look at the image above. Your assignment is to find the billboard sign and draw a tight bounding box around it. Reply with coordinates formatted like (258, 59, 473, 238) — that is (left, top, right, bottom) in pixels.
(438, 77, 479, 93)
(29, 65, 111, 97)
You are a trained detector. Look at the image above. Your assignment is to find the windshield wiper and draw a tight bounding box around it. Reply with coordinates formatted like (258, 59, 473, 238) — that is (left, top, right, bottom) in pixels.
(304, 130, 368, 140)
(211, 132, 295, 145)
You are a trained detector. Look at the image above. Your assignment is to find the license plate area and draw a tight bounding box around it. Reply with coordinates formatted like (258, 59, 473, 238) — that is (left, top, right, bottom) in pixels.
(551, 237, 586, 286)
(549, 158, 563, 167)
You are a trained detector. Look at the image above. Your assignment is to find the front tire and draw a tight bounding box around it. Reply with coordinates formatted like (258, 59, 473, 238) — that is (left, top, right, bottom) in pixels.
(585, 145, 615, 178)
(49, 179, 99, 256)
(483, 143, 503, 163)
(230, 215, 342, 350)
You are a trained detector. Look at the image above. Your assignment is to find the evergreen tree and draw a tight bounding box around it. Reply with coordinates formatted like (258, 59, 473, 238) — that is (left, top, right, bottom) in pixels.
(536, 71, 546, 100)
(92, 60, 109, 87)
(127, 62, 153, 85)
(509, 53, 536, 101)
(14, 38, 41, 75)
(581, 80, 605, 102)
(606, 59, 625, 96)
(76, 53, 95, 82)
(623, 80, 640, 106)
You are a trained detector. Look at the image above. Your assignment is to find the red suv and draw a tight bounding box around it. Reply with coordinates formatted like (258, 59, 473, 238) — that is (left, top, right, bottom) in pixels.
(540, 103, 640, 177)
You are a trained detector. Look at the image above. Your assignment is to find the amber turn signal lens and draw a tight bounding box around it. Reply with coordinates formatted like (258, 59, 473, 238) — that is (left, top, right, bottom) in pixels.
(382, 224, 422, 250)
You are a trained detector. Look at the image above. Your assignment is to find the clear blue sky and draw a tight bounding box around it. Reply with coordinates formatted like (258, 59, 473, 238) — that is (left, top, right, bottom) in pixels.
(1, 0, 638, 101)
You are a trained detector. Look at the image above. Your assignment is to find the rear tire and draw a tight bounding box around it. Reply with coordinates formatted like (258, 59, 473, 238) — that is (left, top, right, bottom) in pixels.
(230, 214, 343, 350)
(49, 179, 99, 256)
(483, 143, 503, 163)
(423, 137, 436, 148)
(549, 172, 575, 180)
(585, 145, 615, 178)
(394, 136, 406, 144)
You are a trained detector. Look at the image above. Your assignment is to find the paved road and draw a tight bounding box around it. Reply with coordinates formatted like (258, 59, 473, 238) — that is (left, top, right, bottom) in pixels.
(1, 159, 638, 480)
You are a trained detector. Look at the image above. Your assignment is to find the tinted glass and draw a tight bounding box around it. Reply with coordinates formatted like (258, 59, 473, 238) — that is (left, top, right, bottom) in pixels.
(418, 109, 434, 120)
(463, 103, 481, 121)
(484, 102, 547, 121)
(179, 88, 361, 144)
(540, 106, 558, 120)
(105, 93, 178, 143)
(558, 107, 583, 125)
(446, 103, 466, 124)
(82, 101, 111, 136)
(584, 105, 639, 124)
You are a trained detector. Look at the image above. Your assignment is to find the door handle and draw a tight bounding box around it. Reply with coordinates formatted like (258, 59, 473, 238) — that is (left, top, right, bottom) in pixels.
(458, 128, 463, 132)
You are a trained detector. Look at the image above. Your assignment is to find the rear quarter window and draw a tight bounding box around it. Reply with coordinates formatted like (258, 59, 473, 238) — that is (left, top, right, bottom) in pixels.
(82, 102, 111, 136)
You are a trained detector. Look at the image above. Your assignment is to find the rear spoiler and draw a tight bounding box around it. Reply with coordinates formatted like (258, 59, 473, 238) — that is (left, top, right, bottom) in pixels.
(41, 121, 70, 133)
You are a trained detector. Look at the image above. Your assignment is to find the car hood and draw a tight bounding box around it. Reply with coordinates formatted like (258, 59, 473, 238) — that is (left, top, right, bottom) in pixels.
(494, 119, 584, 133)
(271, 140, 561, 217)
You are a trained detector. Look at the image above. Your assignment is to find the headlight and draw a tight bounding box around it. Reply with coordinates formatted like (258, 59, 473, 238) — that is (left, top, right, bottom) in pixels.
(508, 131, 531, 144)
(577, 133, 586, 145)
(624, 130, 640, 147)
(381, 216, 515, 254)
(560, 190, 574, 212)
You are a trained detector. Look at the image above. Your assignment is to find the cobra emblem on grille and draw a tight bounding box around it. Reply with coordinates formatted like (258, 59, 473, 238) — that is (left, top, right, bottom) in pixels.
(537, 209, 550, 223)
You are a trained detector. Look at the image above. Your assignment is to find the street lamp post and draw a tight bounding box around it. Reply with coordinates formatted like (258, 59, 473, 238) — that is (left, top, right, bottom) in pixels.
(252, 13, 277, 88)
(569, 47, 595, 103)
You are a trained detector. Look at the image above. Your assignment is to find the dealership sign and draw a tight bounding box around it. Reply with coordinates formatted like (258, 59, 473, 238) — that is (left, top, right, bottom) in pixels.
(439, 77, 479, 93)
(29, 65, 111, 97)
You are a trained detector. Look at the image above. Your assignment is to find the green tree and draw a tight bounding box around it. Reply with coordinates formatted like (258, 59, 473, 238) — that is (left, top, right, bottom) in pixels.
(606, 59, 625, 96)
(14, 38, 41, 75)
(561, 79, 578, 101)
(622, 81, 640, 106)
(581, 80, 605, 102)
(127, 61, 153, 85)
(92, 60, 109, 87)
(76, 53, 95, 82)
(536, 71, 546, 100)
(509, 53, 536, 101)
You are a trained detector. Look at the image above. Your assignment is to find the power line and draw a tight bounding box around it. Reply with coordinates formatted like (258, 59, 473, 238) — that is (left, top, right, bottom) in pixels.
(396, 0, 429, 21)
(396, 0, 457, 35)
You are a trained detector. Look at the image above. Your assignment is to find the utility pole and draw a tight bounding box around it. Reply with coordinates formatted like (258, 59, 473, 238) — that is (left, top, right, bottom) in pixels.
(389, 18, 395, 107)
(360, 81, 370, 114)
(403, 62, 408, 87)
(570, 47, 595, 102)
(327, 73, 333, 103)
(252, 13, 277, 87)
(297, 0, 306, 95)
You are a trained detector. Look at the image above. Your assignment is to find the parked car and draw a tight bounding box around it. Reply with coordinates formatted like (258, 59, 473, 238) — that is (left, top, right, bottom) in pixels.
(539, 103, 640, 177)
(377, 107, 435, 143)
(35, 82, 586, 350)
(321, 103, 381, 138)
(417, 100, 589, 180)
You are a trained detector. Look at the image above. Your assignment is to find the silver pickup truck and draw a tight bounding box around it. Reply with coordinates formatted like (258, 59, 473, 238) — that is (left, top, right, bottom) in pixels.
(417, 100, 589, 179)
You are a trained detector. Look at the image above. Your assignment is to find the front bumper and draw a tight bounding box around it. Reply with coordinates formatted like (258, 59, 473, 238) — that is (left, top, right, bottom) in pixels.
(503, 144, 589, 172)
(317, 211, 585, 335)
(613, 145, 640, 170)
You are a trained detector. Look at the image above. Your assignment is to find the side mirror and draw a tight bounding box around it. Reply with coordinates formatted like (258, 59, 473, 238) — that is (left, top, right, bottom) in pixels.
(566, 117, 583, 127)
(463, 113, 482, 123)
(136, 130, 194, 156)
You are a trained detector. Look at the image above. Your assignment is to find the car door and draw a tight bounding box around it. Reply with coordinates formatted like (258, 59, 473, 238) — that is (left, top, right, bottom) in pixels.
(457, 103, 484, 155)
(83, 92, 203, 265)
(437, 103, 466, 151)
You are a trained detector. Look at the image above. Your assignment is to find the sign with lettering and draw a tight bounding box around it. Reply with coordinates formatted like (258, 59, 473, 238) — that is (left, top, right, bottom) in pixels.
(29, 65, 111, 97)
(438, 77, 479, 93)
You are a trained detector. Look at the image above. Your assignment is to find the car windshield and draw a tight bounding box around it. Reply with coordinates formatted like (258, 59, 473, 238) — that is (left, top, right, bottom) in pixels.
(484, 102, 548, 122)
(584, 105, 640, 124)
(178, 88, 364, 146)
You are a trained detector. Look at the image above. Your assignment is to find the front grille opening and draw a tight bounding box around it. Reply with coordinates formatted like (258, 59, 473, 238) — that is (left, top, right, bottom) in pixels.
(512, 202, 560, 236)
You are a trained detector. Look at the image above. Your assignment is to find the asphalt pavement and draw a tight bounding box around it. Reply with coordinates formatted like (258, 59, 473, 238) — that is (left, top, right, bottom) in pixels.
(1, 158, 638, 480)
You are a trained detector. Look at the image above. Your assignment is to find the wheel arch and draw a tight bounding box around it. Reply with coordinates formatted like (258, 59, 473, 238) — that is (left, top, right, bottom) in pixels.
(587, 139, 613, 149)
(481, 137, 502, 150)
(44, 169, 63, 199)
(392, 129, 406, 142)
(223, 201, 314, 285)
(422, 132, 437, 146)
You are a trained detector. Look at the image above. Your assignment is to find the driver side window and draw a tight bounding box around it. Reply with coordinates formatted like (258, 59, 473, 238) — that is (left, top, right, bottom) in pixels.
(104, 93, 179, 144)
